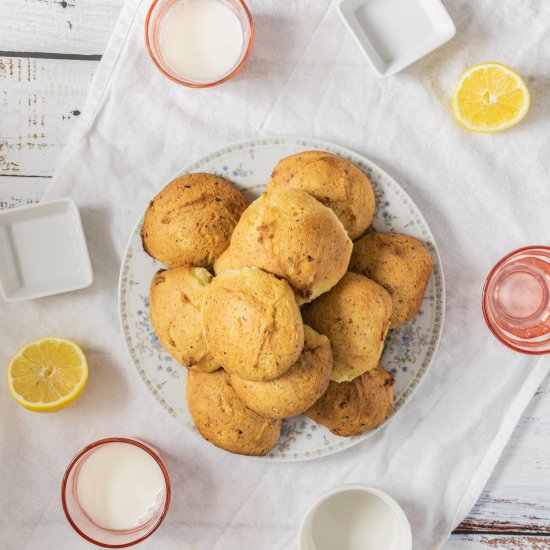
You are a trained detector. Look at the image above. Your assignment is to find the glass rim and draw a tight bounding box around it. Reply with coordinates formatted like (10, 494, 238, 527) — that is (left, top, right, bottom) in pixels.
(61, 437, 171, 548)
(145, 0, 254, 88)
(482, 245, 550, 355)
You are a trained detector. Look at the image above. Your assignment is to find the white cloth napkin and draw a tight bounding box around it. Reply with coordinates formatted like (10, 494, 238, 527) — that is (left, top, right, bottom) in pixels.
(2, 0, 549, 548)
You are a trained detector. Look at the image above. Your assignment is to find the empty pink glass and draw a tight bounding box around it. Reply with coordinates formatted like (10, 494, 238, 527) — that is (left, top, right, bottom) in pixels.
(483, 246, 550, 354)
(61, 438, 171, 548)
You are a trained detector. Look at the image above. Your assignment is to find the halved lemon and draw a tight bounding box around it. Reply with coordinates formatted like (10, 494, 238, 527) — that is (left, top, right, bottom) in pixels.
(452, 62, 530, 133)
(7, 337, 88, 412)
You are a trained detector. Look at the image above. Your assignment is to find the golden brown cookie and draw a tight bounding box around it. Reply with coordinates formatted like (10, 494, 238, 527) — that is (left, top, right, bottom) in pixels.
(203, 268, 304, 381)
(306, 364, 394, 437)
(149, 267, 220, 372)
(229, 190, 352, 302)
(213, 246, 233, 275)
(303, 272, 392, 382)
(267, 150, 375, 240)
(141, 173, 248, 268)
(350, 232, 433, 328)
(186, 369, 281, 456)
(230, 325, 333, 419)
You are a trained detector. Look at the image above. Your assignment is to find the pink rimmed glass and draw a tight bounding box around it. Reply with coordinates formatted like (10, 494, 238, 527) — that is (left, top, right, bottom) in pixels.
(145, 0, 254, 88)
(482, 246, 550, 354)
(61, 438, 171, 548)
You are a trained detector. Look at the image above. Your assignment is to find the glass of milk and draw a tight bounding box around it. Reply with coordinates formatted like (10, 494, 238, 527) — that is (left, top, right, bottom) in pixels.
(62, 438, 171, 547)
(146, 0, 254, 87)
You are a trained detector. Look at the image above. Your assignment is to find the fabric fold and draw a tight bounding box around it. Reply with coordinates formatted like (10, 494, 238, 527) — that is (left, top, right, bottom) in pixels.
(2, 0, 549, 549)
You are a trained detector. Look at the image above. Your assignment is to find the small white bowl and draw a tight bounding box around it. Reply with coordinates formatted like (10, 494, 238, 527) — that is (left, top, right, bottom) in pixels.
(299, 485, 412, 550)
(338, 0, 455, 77)
(0, 198, 93, 302)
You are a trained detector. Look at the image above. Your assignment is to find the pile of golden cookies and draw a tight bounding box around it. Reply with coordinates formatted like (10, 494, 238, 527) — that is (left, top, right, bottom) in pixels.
(141, 151, 433, 456)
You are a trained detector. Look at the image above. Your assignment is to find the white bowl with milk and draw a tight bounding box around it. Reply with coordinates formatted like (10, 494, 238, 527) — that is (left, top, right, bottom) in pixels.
(300, 485, 412, 550)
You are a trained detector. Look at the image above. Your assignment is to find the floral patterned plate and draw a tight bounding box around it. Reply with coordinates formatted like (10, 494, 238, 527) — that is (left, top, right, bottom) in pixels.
(119, 137, 445, 461)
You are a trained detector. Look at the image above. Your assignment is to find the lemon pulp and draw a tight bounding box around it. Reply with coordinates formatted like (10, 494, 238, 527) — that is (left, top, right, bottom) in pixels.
(452, 62, 530, 133)
(7, 337, 88, 412)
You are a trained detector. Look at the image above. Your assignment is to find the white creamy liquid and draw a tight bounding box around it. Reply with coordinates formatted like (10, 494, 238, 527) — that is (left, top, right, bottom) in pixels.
(161, 0, 244, 81)
(310, 491, 400, 550)
(76, 443, 165, 531)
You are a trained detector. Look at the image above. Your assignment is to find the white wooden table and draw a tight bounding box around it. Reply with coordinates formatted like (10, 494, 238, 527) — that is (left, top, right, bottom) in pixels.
(1, 1, 549, 548)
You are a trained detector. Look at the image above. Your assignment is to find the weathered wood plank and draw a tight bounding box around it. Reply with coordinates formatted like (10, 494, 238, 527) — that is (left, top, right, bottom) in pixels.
(457, 375, 550, 533)
(0, 56, 97, 176)
(0, 0, 123, 55)
(446, 534, 550, 549)
(0, 176, 49, 209)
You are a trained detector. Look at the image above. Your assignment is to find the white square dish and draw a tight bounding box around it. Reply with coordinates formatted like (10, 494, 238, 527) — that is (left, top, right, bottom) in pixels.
(0, 198, 93, 302)
(338, 0, 456, 78)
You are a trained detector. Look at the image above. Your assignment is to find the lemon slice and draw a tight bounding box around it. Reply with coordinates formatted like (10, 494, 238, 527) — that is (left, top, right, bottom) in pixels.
(452, 62, 530, 133)
(7, 337, 88, 412)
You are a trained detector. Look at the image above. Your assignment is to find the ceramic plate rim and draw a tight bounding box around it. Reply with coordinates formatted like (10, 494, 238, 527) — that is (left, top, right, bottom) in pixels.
(118, 135, 445, 462)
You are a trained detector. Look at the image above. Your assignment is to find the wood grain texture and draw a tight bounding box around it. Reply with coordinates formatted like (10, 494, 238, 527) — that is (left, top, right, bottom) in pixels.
(0, 176, 49, 209)
(456, 375, 550, 535)
(447, 534, 550, 549)
(0, 0, 123, 55)
(0, 56, 97, 176)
